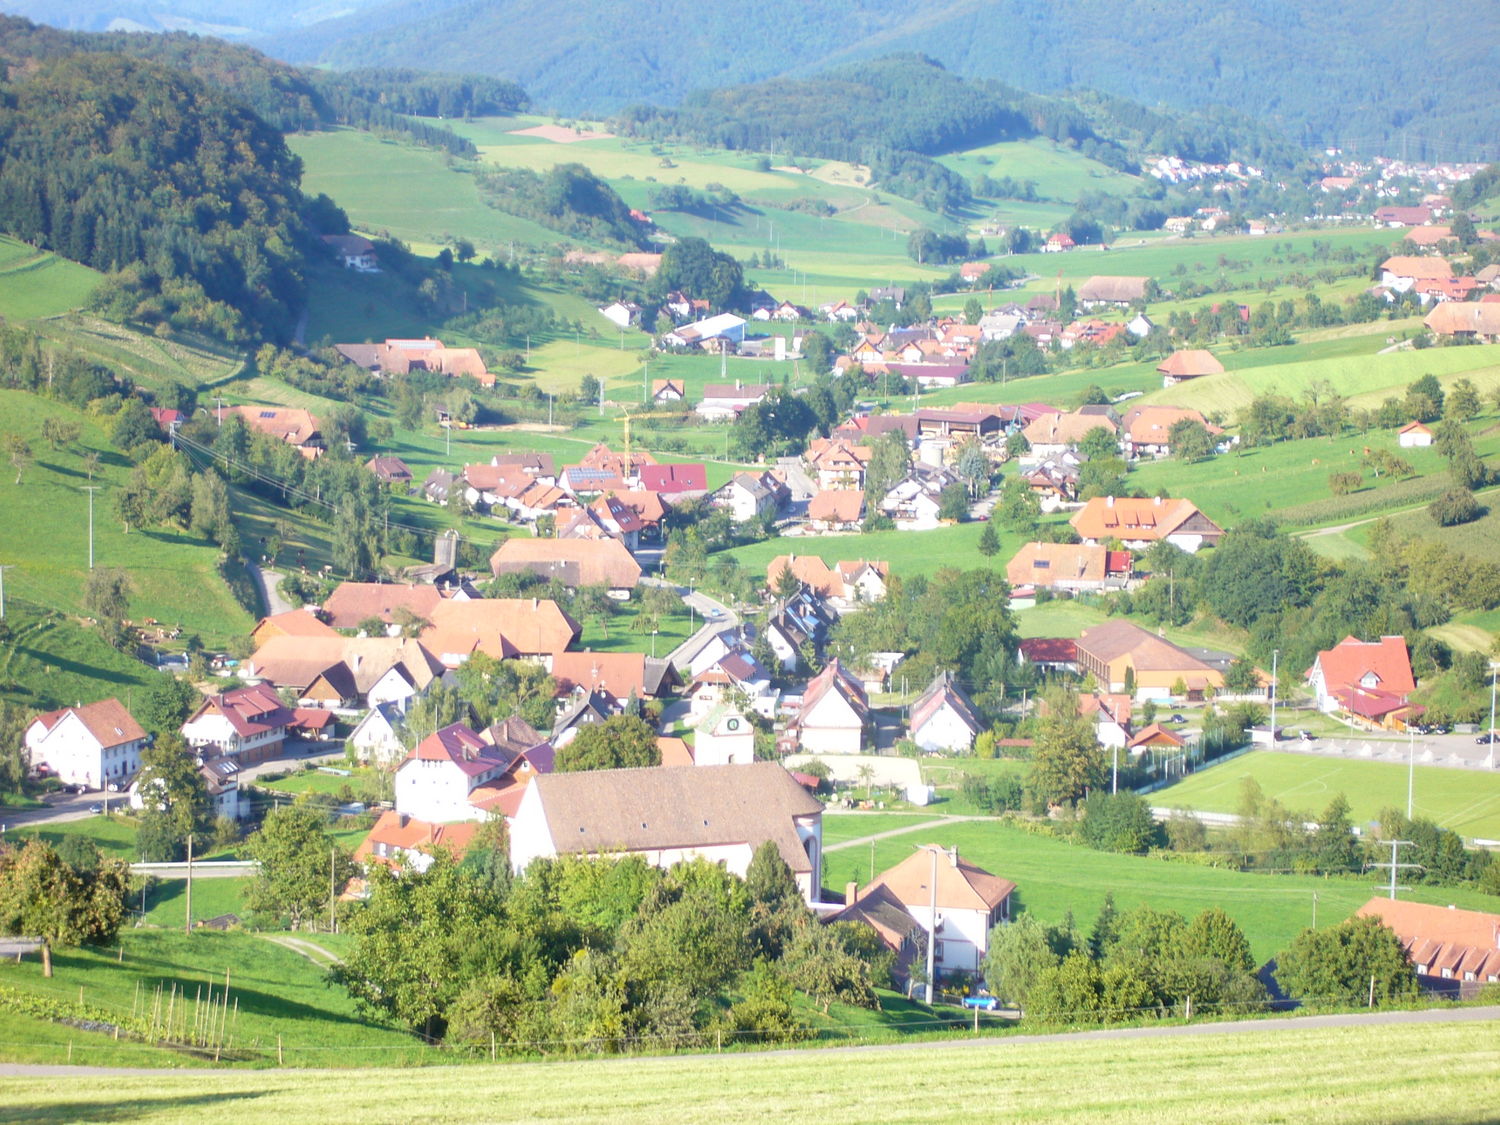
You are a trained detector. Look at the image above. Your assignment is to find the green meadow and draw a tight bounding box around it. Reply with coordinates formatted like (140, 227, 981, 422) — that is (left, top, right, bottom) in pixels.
(1155, 749, 1500, 841)
(0, 599, 157, 714)
(0, 234, 101, 319)
(820, 816, 1500, 965)
(2, 1015, 1497, 1122)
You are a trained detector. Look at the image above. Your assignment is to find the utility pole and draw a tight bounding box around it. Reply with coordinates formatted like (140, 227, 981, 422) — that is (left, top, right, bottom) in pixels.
(1111, 743, 1118, 795)
(924, 845, 938, 1005)
(184, 834, 193, 935)
(1407, 722, 1415, 819)
(81, 486, 99, 570)
(1489, 663, 1498, 770)
(1367, 838, 1421, 901)
(1269, 648, 1279, 744)
(0, 563, 12, 620)
(329, 848, 337, 933)
(214, 396, 225, 428)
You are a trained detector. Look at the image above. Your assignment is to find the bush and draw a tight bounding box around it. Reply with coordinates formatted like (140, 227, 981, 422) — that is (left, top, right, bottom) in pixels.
(1429, 488, 1480, 526)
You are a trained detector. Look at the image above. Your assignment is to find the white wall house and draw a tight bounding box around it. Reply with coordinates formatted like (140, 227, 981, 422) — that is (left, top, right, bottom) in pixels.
(510, 762, 824, 904)
(349, 703, 406, 766)
(908, 672, 983, 753)
(788, 659, 868, 754)
(838, 846, 1015, 977)
(24, 700, 147, 790)
(180, 683, 293, 764)
(392, 723, 510, 823)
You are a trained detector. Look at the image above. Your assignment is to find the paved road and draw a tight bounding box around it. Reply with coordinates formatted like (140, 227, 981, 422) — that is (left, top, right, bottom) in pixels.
(0, 1004, 1493, 1076)
(129, 861, 257, 879)
(1274, 732, 1500, 772)
(246, 562, 294, 618)
(823, 814, 987, 853)
(0, 791, 115, 831)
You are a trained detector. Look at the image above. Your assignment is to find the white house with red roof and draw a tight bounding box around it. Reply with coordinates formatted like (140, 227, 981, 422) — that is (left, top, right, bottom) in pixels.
(787, 659, 870, 754)
(1398, 422, 1434, 448)
(353, 811, 481, 875)
(908, 671, 983, 753)
(1307, 636, 1418, 729)
(181, 683, 301, 765)
(393, 722, 515, 823)
(25, 699, 148, 790)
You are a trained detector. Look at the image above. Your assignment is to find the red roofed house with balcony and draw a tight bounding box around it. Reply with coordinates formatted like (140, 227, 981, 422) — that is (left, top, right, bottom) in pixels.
(1307, 635, 1418, 730)
(25, 699, 148, 790)
(181, 682, 302, 765)
(353, 811, 480, 875)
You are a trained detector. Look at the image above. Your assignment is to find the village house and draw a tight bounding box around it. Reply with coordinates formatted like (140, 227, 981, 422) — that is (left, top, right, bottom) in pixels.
(1306, 635, 1418, 730)
(806, 438, 873, 491)
(649, 378, 685, 403)
(1070, 495, 1224, 553)
(365, 455, 413, 489)
(836, 845, 1015, 978)
(695, 382, 771, 421)
(1077, 276, 1151, 310)
(766, 555, 888, 607)
(1005, 541, 1131, 594)
(1120, 405, 1223, 460)
(333, 337, 493, 387)
(393, 723, 512, 824)
(908, 671, 983, 753)
(1398, 422, 1434, 448)
(418, 597, 581, 670)
(686, 651, 777, 721)
(662, 312, 746, 351)
(805, 489, 865, 531)
(321, 583, 445, 631)
(243, 635, 446, 713)
(1425, 302, 1500, 343)
(598, 301, 642, 329)
(548, 650, 679, 703)
(1356, 898, 1500, 997)
(1043, 232, 1075, 253)
(1021, 410, 1118, 460)
(489, 537, 642, 596)
(638, 462, 708, 496)
(214, 405, 324, 458)
(1022, 453, 1086, 509)
(762, 589, 835, 674)
(1379, 256, 1454, 294)
(510, 761, 825, 903)
(180, 682, 312, 765)
(1080, 693, 1134, 749)
(1018, 637, 1079, 675)
(1074, 620, 1225, 701)
(714, 470, 788, 524)
(25, 699, 148, 790)
(786, 659, 869, 754)
(1156, 350, 1225, 388)
(250, 607, 338, 648)
(321, 233, 379, 271)
(348, 702, 405, 766)
(354, 812, 481, 874)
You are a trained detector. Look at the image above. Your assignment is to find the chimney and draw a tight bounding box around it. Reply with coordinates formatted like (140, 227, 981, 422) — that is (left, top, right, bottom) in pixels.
(845, 881, 860, 906)
(1105, 495, 1114, 507)
(1154, 495, 1163, 506)
(948, 847, 959, 868)
(736, 378, 742, 390)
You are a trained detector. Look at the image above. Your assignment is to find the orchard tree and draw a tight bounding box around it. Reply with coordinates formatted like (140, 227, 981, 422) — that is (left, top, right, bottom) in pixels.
(244, 801, 354, 931)
(554, 715, 660, 772)
(1027, 690, 1106, 808)
(1275, 915, 1417, 1007)
(0, 838, 129, 976)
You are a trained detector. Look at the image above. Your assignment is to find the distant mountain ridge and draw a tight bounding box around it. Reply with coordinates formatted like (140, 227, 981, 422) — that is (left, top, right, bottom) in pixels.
(237, 0, 1498, 160)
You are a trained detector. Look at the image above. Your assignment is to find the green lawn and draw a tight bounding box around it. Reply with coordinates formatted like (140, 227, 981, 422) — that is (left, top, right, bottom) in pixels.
(27, 315, 246, 395)
(1155, 749, 1500, 841)
(821, 817, 1499, 964)
(722, 521, 993, 581)
(1, 1011, 1495, 1122)
(820, 812, 938, 847)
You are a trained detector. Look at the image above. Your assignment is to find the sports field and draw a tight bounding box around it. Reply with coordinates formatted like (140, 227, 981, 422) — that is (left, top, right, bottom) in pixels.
(1156, 749, 1500, 840)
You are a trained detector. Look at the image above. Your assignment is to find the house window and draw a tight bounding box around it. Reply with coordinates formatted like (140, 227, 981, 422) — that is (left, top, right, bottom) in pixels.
(1441, 967, 1453, 979)
(934, 941, 945, 962)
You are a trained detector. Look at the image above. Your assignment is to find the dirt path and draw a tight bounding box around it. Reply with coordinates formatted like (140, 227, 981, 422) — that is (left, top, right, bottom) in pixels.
(266, 935, 342, 969)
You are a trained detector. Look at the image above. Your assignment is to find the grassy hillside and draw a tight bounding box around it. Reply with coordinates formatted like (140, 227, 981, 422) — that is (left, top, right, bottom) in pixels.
(0, 235, 100, 319)
(0, 390, 252, 643)
(1157, 749, 1500, 841)
(27, 315, 246, 395)
(0, 599, 156, 714)
(3, 1009, 1497, 1121)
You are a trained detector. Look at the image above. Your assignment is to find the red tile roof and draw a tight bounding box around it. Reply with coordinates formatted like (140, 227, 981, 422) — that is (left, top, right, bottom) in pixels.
(411, 723, 508, 777)
(1312, 636, 1415, 698)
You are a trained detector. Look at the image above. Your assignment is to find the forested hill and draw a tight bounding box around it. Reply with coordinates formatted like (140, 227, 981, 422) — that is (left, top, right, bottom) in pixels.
(0, 16, 528, 151)
(245, 0, 1500, 160)
(0, 52, 315, 342)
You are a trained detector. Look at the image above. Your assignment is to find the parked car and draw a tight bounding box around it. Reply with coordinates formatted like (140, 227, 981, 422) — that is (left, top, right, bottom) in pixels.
(1169, 714, 1186, 724)
(88, 803, 103, 814)
(1477, 732, 1498, 745)
(961, 994, 999, 1011)
(1300, 729, 1315, 742)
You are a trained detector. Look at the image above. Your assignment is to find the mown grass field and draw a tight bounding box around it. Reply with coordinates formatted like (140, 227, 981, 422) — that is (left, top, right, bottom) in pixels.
(1155, 749, 1500, 840)
(0, 391, 253, 644)
(721, 520, 991, 581)
(820, 816, 1500, 964)
(0, 234, 101, 320)
(27, 316, 245, 395)
(1, 1012, 1495, 1123)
